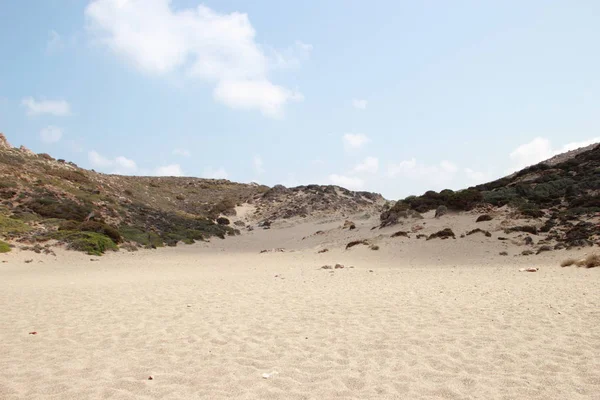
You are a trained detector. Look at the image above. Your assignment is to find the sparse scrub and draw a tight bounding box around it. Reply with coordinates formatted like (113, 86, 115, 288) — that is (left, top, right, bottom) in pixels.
(577, 254, 600, 268)
(391, 231, 409, 238)
(0, 215, 32, 234)
(427, 228, 455, 240)
(27, 196, 92, 221)
(346, 240, 369, 249)
(0, 240, 11, 253)
(476, 214, 493, 222)
(560, 258, 577, 267)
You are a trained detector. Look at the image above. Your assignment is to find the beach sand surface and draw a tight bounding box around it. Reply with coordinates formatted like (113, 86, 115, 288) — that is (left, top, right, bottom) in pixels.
(1, 213, 599, 399)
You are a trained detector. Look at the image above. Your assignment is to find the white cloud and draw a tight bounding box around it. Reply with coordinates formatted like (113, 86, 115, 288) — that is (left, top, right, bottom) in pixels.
(213, 79, 303, 117)
(202, 166, 229, 179)
(85, 0, 305, 117)
(388, 158, 458, 186)
(154, 164, 183, 176)
(329, 174, 364, 190)
(40, 126, 63, 143)
(172, 148, 191, 157)
(46, 30, 64, 53)
(560, 138, 600, 153)
(269, 40, 313, 69)
(116, 156, 137, 170)
(354, 156, 379, 174)
(343, 133, 370, 150)
(88, 150, 113, 168)
(508, 136, 600, 172)
(22, 97, 71, 116)
(464, 168, 486, 182)
(352, 99, 367, 110)
(88, 150, 137, 174)
(253, 155, 265, 174)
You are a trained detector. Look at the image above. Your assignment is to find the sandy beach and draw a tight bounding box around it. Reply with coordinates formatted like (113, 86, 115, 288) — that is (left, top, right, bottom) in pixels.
(1, 213, 599, 399)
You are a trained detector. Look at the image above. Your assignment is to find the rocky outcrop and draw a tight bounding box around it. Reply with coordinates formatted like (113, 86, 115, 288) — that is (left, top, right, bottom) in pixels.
(0, 133, 11, 149)
(19, 145, 35, 156)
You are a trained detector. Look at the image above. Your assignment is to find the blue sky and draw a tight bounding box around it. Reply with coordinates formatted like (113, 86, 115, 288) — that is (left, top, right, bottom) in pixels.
(1, 0, 599, 199)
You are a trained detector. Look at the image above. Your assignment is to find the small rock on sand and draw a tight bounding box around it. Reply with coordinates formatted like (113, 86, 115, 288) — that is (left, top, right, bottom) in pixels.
(519, 267, 539, 272)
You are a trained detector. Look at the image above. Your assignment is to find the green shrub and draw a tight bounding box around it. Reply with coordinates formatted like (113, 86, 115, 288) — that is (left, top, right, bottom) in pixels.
(58, 220, 122, 244)
(0, 240, 11, 253)
(27, 196, 92, 221)
(49, 230, 118, 256)
(518, 203, 544, 218)
(58, 220, 80, 231)
(66, 233, 118, 256)
(148, 232, 164, 248)
(79, 221, 122, 244)
(0, 215, 32, 234)
(119, 226, 150, 245)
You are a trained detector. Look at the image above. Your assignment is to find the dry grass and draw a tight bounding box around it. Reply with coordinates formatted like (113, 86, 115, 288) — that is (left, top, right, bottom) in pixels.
(560, 258, 577, 267)
(561, 254, 600, 268)
(577, 254, 600, 268)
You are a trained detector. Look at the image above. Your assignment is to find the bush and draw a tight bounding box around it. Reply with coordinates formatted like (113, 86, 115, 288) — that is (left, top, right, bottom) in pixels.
(346, 240, 369, 249)
(0, 240, 11, 253)
(0, 215, 32, 234)
(435, 205, 448, 218)
(49, 230, 118, 256)
(79, 221, 122, 244)
(119, 226, 151, 246)
(427, 228, 456, 240)
(560, 258, 577, 267)
(148, 232, 164, 248)
(504, 225, 538, 235)
(518, 203, 544, 218)
(67, 233, 118, 256)
(58, 220, 81, 231)
(217, 217, 230, 225)
(577, 254, 600, 268)
(27, 196, 92, 221)
(476, 214, 493, 222)
(48, 169, 90, 184)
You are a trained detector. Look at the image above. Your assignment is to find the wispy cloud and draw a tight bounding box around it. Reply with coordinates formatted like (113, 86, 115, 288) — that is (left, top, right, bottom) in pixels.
(22, 97, 71, 117)
(352, 99, 367, 110)
(328, 174, 364, 190)
(388, 158, 458, 187)
(40, 126, 63, 143)
(202, 166, 229, 179)
(354, 156, 379, 174)
(253, 155, 265, 174)
(343, 133, 370, 150)
(154, 164, 183, 176)
(88, 150, 138, 174)
(46, 30, 64, 53)
(172, 148, 191, 157)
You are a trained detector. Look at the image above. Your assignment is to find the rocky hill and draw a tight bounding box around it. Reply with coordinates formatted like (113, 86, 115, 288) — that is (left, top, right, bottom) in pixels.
(381, 143, 600, 250)
(0, 134, 384, 255)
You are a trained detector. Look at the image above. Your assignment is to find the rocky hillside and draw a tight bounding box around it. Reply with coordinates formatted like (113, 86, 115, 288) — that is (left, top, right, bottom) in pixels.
(381, 143, 600, 250)
(0, 134, 384, 255)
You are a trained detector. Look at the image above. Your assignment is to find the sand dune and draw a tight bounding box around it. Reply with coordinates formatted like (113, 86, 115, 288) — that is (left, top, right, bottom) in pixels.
(1, 213, 599, 399)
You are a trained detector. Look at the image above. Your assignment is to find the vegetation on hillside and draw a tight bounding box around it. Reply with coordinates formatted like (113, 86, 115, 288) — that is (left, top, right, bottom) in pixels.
(0, 133, 384, 255)
(381, 144, 600, 248)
